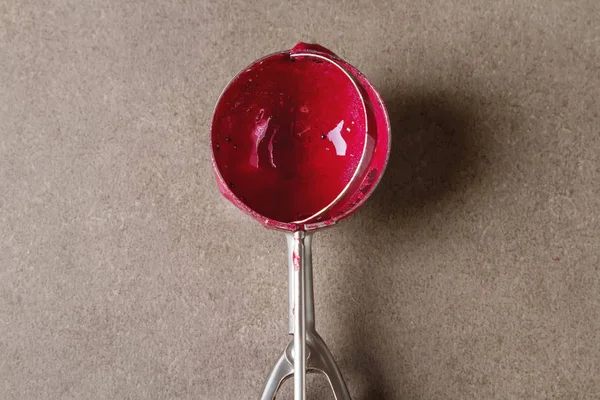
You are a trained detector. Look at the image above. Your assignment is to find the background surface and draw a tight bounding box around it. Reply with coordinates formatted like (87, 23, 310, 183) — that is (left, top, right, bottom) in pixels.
(1, 1, 599, 399)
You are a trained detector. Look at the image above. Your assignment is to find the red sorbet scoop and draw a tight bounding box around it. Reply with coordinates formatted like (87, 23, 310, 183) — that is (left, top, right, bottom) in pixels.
(212, 53, 367, 223)
(211, 43, 390, 230)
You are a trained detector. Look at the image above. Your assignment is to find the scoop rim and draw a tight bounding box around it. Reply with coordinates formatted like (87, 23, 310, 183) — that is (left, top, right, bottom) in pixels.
(210, 50, 370, 225)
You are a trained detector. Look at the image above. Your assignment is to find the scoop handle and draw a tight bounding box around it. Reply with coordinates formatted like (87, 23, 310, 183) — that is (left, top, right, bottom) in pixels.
(290, 231, 307, 400)
(260, 232, 351, 400)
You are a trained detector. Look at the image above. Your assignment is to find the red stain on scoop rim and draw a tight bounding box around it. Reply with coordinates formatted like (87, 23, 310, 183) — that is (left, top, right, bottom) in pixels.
(293, 252, 301, 271)
(211, 43, 391, 231)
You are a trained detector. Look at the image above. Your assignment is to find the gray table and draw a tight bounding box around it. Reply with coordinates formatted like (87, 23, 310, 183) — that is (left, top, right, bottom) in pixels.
(1, 1, 599, 398)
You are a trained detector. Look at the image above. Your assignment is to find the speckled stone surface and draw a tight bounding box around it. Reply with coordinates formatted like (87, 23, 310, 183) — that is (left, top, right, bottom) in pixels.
(1, 1, 599, 399)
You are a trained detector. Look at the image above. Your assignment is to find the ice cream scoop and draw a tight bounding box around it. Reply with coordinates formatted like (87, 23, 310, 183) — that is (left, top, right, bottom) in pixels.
(211, 42, 391, 400)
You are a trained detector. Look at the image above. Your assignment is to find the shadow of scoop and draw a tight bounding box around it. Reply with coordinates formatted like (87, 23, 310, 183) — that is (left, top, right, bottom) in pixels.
(334, 84, 514, 400)
(367, 86, 490, 224)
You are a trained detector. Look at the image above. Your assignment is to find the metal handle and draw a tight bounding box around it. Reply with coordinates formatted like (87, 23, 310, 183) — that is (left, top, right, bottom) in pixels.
(292, 231, 307, 400)
(288, 232, 315, 334)
(260, 232, 352, 400)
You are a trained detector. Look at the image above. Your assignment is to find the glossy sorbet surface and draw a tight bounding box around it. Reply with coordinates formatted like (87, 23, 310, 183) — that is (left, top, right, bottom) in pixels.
(212, 54, 366, 222)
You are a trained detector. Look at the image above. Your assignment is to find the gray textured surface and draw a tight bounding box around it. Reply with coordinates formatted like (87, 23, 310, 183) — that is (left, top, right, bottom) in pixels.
(1, 1, 599, 399)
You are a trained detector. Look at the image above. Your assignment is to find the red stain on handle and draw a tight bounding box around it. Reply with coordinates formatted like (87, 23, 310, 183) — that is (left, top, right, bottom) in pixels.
(293, 252, 300, 271)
